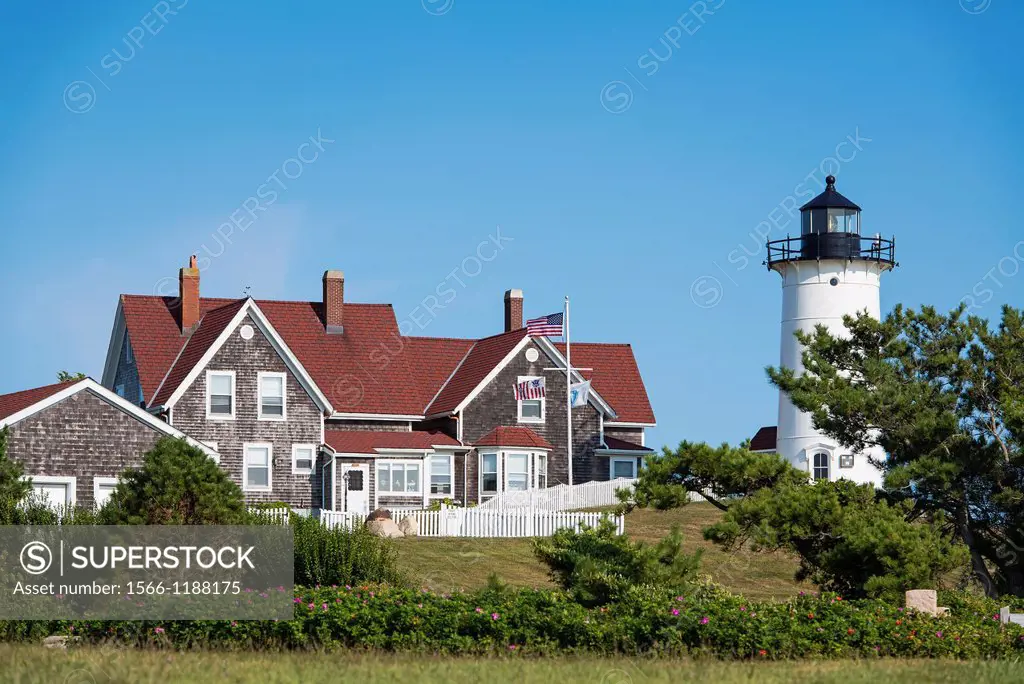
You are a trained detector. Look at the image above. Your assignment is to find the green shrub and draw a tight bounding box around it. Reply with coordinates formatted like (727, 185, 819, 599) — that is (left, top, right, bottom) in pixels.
(100, 437, 246, 525)
(4, 588, 1024, 658)
(293, 516, 405, 588)
(532, 518, 701, 606)
(0, 427, 32, 524)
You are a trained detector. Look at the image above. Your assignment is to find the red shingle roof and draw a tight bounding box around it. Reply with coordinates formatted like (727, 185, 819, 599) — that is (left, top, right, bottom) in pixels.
(749, 425, 777, 452)
(555, 342, 655, 424)
(119, 294, 654, 423)
(474, 426, 554, 450)
(424, 329, 527, 415)
(602, 435, 654, 452)
(324, 429, 461, 454)
(0, 379, 79, 421)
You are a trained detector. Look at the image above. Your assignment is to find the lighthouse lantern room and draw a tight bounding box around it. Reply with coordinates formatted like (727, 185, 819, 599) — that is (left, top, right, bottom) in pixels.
(765, 175, 896, 487)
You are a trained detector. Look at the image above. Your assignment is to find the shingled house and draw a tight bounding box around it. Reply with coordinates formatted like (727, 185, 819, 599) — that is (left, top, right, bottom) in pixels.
(0, 378, 217, 510)
(91, 258, 655, 514)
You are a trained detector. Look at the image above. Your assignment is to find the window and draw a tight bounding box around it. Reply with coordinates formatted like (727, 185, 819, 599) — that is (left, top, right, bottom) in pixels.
(137, 384, 145, 406)
(535, 453, 548, 489)
(516, 376, 545, 423)
(29, 476, 76, 511)
(258, 372, 286, 419)
(480, 453, 498, 495)
(812, 452, 830, 481)
(207, 371, 235, 419)
(244, 443, 272, 491)
(506, 453, 529, 491)
(611, 457, 637, 479)
(839, 453, 854, 469)
(430, 455, 452, 495)
(125, 339, 134, 363)
(292, 444, 315, 475)
(93, 477, 118, 509)
(115, 384, 125, 398)
(377, 462, 422, 494)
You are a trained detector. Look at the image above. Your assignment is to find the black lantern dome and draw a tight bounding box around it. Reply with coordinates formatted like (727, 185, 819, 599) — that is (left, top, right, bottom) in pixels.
(766, 176, 895, 268)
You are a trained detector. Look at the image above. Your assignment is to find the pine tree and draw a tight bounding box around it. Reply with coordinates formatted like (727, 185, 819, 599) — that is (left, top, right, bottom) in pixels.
(769, 303, 1024, 596)
(101, 437, 246, 525)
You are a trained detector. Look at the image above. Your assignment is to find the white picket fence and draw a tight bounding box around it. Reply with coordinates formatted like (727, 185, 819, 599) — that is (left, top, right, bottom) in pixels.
(317, 506, 623, 538)
(477, 478, 637, 511)
(248, 506, 291, 524)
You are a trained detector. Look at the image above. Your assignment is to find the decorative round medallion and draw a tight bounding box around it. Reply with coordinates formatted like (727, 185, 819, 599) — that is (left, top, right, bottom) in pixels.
(525, 348, 539, 363)
(240, 324, 255, 340)
(829, 277, 840, 287)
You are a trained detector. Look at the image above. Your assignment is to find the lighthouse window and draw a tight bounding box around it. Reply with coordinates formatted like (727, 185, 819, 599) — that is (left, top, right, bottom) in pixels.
(812, 452, 830, 481)
(827, 209, 859, 234)
(829, 277, 840, 286)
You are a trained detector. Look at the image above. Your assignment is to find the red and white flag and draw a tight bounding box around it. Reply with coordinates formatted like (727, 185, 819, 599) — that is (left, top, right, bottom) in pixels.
(514, 377, 546, 400)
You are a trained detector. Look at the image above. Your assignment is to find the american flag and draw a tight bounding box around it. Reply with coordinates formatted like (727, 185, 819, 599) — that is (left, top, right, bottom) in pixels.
(526, 312, 564, 337)
(514, 377, 546, 400)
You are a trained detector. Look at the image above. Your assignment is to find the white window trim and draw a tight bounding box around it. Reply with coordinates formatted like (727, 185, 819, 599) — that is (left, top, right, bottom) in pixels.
(243, 442, 273, 492)
(428, 453, 454, 497)
(125, 338, 134, 363)
(535, 452, 548, 489)
(292, 443, 316, 475)
(503, 451, 532, 492)
(204, 441, 220, 464)
(479, 451, 501, 501)
(257, 371, 288, 421)
(516, 375, 546, 424)
(29, 475, 77, 508)
(206, 370, 236, 420)
(375, 460, 424, 495)
(93, 476, 118, 508)
(812, 451, 831, 481)
(610, 456, 638, 479)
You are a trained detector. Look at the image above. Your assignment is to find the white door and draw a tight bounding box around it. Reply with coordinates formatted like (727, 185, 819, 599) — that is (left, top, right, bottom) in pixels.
(343, 465, 370, 514)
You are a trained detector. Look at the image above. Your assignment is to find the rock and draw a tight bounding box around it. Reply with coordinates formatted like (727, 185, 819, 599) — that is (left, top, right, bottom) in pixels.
(367, 508, 392, 522)
(367, 518, 404, 538)
(397, 516, 418, 537)
(905, 589, 949, 617)
(43, 636, 74, 649)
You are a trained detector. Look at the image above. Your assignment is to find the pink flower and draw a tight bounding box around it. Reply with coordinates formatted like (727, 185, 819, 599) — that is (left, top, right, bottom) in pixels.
(475, 607, 483, 614)
(508, 644, 518, 651)
(154, 627, 165, 634)
(700, 616, 709, 625)
(322, 603, 328, 611)
(293, 598, 301, 604)
(308, 603, 315, 610)
(231, 622, 238, 628)
(671, 609, 680, 616)
(936, 631, 943, 638)
(491, 613, 500, 621)
(675, 596, 684, 602)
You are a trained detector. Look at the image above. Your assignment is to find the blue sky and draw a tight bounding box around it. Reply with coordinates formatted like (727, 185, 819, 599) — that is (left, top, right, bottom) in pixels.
(0, 0, 1021, 451)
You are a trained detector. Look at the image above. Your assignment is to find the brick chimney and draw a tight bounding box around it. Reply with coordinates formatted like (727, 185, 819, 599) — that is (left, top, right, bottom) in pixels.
(323, 270, 345, 334)
(178, 255, 200, 333)
(504, 289, 523, 332)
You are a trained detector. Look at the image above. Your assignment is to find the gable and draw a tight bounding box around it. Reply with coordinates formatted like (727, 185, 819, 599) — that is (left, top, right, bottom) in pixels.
(0, 379, 216, 457)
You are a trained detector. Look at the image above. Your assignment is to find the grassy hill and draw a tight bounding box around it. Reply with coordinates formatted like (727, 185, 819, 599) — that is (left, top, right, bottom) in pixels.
(394, 503, 809, 601)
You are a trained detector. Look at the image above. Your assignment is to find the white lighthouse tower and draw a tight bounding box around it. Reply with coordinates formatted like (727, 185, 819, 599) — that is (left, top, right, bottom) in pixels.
(766, 175, 896, 486)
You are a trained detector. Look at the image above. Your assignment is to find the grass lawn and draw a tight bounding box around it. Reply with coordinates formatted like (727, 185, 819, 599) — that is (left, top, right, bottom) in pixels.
(395, 503, 809, 600)
(4, 647, 1024, 684)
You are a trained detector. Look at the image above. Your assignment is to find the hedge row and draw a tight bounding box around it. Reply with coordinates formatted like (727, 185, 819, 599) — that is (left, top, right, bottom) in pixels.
(3, 587, 1024, 658)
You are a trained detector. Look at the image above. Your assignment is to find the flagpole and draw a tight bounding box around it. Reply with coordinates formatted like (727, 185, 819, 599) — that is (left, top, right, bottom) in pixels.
(565, 295, 573, 486)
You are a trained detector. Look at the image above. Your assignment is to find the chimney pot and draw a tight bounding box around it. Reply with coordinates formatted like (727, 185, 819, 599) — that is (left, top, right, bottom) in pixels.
(178, 255, 200, 333)
(504, 288, 523, 332)
(323, 270, 345, 334)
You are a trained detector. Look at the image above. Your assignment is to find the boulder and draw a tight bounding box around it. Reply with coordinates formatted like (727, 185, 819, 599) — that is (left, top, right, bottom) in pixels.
(367, 508, 392, 522)
(367, 518, 404, 538)
(905, 589, 949, 617)
(398, 516, 419, 537)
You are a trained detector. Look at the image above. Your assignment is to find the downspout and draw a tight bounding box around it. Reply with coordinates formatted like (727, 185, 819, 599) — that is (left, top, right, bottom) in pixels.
(458, 411, 467, 508)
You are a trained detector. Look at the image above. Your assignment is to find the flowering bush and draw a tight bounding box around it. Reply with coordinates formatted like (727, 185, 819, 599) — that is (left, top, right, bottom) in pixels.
(3, 588, 1024, 658)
